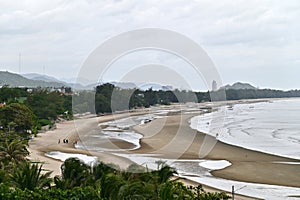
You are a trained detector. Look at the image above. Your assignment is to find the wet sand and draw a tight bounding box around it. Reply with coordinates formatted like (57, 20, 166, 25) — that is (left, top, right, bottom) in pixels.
(132, 113, 300, 188)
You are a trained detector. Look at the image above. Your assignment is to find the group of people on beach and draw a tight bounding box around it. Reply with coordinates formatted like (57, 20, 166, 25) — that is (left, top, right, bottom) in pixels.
(58, 138, 78, 145)
(58, 138, 69, 144)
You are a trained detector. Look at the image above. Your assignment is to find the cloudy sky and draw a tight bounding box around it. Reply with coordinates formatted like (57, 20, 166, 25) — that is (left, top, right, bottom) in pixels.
(0, 0, 299, 90)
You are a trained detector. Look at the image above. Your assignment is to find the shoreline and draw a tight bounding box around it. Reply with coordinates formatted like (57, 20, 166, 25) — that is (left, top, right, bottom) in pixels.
(28, 99, 300, 199)
(132, 113, 300, 188)
(28, 110, 150, 176)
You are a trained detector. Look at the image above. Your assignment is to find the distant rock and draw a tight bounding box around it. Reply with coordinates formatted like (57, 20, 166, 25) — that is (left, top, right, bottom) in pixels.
(222, 82, 257, 90)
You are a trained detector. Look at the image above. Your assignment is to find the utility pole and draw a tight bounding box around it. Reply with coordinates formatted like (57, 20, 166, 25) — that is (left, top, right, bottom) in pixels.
(232, 185, 247, 200)
(19, 53, 21, 74)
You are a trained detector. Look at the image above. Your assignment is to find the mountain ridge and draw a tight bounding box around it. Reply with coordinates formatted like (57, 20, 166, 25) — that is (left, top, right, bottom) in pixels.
(0, 71, 65, 88)
(1, 71, 259, 91)
(22, 73, 64, 83)
(221, 82, 257, 90)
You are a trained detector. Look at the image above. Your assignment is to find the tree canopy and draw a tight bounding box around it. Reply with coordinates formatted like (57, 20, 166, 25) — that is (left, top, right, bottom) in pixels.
(0, 103, 36, 133)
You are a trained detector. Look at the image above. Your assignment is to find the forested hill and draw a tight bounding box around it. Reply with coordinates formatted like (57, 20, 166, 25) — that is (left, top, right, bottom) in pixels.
(220, 88, 300, 100)
(222, 82, 257, 90)
(0, 71, 64, 88)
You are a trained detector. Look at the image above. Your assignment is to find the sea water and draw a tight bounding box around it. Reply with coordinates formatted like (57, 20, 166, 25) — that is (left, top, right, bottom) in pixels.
(190, 98, 300, 159)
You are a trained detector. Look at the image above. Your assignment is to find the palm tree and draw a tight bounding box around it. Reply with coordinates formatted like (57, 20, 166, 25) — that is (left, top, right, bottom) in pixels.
(0, 139, 29, 167)
(54, 157, 92, 189)
(92, 161, 117, 181)
(116, 162, 178, 200)
(10, 161, 52, 190)
(159, 181, 195, 200)
(0, 169, 6, 183)
(118, 180, 156, 200)
(155, 163, 178, 184)
(99, 173, 126, 200)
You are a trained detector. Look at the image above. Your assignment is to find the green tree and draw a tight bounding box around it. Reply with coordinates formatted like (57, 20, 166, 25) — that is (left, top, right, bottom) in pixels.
(0, 103, 36, 133)
(0, 139, 29, 168)
(0, 86, 27, 103)
(54, 157, 92, 189)
(10, 161, 52, 190)
(153, 161, 177, 184)
(0, 184, 102, 200)
(95, 83, 116, 113)
(0, 170, 6, 184)
(26, 91, 69, 120)
(92, 162, 116, 181)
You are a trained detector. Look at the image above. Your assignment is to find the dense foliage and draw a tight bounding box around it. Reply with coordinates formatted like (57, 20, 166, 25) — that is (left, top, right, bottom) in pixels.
(0, 103, 36, 133)
(91, 83, 300, 114)
(3, 84, 300, 116)
(0, 87, 72, 131)
(0, 86, 27, 102)
(92, 83, 209, 114)
(26, 90, 72, 120)
(0, 157, 229, 200)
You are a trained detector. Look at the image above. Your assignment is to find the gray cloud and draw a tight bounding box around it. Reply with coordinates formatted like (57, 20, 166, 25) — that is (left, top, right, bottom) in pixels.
(0, 0, 299, 90)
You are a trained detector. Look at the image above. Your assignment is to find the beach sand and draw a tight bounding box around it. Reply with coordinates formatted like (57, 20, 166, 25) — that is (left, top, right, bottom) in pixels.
(132, 113, 300, 188)
(28, 103, 300, 199)
(28, 111, 149, 175)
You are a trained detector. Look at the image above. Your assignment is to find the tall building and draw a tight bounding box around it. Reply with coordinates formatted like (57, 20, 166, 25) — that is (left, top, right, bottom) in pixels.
(212, 80, 217, 91)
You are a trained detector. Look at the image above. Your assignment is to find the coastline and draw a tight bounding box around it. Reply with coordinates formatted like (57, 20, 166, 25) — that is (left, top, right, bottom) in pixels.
(132, 113, 300, 188)
(28, 110, 150, 175)
(27, 99, 300, 199)
(28, 114, 257, 200)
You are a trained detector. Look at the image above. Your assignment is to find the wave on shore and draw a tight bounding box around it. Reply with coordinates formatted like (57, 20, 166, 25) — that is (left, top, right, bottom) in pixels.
(190, 99, 300, 159)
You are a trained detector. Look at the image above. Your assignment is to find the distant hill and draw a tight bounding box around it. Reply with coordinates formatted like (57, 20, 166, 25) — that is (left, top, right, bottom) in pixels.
(110, 82, 173, 91)
(0, 71, 259, 92)
(137, 83, 173, 91)
(110, 81, 137, 89)
(22, 73, 63, 83)
(222, 82, 257, 90)
(0, 71, 65, 88)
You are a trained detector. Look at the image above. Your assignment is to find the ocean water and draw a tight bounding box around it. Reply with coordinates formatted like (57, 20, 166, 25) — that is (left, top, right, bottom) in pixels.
(190, 99, 300, 159)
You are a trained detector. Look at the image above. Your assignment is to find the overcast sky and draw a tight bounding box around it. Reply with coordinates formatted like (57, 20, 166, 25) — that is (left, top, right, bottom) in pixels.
(0, 0, 299, 90)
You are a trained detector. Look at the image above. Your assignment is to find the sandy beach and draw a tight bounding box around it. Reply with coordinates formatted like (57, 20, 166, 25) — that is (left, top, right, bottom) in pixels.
(28, 101, 300, 199)
(28, 111, 149, 175)
(132, 113, 300, 188)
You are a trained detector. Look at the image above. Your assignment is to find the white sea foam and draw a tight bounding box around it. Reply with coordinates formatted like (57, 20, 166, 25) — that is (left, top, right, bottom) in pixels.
(101, 131, 143, 149)
(45, 151, 97, 166)
(190, 99, 300, 159)
(199, 160, 231, 170)
(115, 153, 300, 200)
(186, 175, 300, 200)
(93, 112, 165, 151)
(75, 130, 143, 152)
(100, 114, 157, 129)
